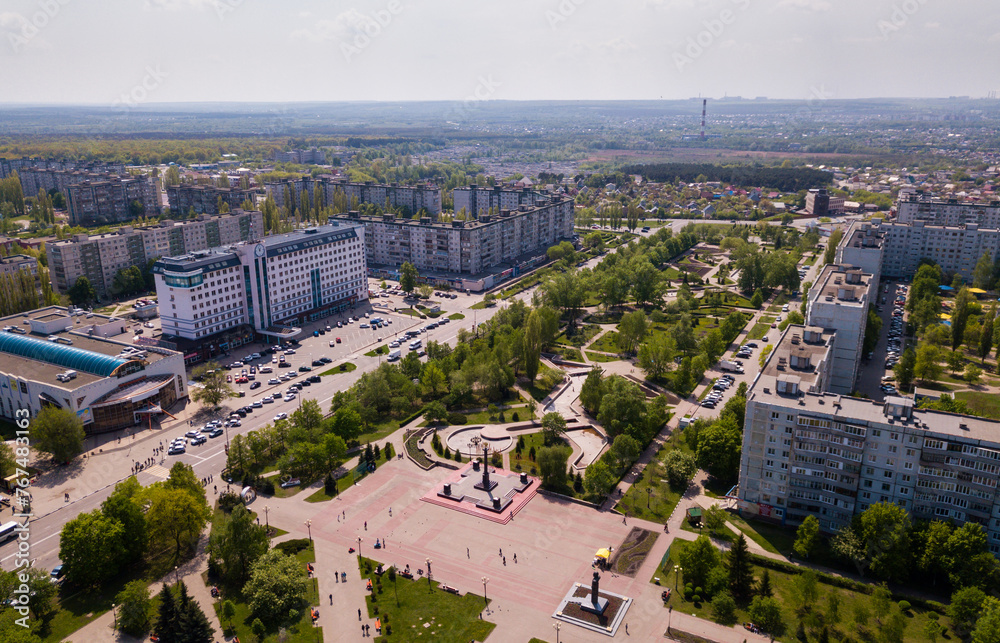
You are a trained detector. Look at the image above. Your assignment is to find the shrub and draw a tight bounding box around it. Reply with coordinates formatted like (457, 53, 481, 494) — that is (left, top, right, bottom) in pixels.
(444, 447, 451, 459)
(453, 450, 463, 463)
(447, 413, 467, 425)
(274, 539, 311, 556)
(691, 594, 701, 604)
(218, 491, 243, 512)
(512, 412, 520, 422)
(898, 600, 911, 613)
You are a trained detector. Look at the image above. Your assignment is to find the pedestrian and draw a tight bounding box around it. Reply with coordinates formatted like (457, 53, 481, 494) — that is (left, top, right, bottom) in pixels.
(362, 624, 366, 636)
(499, 547, 502, 557)
(358, 608, 362, 620)
(626, 623, 629, 635)
(503, 557, 506, 566)
(329, 593, 333, 605)
(364, 521, 367, 531)
(366, 624, 370, 635)
(513, 553, 517, 563)
(467, 547, 470, 558)
(388, 507, 392, 517)
(214, 485, 217, 494)
(622, 515, 627, 525)
(335, 571, 339, 583)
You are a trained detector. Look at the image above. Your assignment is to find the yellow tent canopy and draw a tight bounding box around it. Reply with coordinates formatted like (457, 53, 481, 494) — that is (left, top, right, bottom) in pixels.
(940, 313, 952, 320)
(595, 548, 611, 559)
(969, 288, 987, 295)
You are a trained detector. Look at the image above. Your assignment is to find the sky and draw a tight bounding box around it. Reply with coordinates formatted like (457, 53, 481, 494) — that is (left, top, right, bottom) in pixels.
(0, 0, 997, 105)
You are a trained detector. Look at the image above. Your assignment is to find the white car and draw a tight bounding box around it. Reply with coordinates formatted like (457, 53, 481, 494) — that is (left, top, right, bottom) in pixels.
(283, 395, 296, 402)
(268, 378, 280, 385)
(285, 349, 296, 355)
(144, 322, 154, 328)
(330, 340, 337, 347)
(360, 323, 370, 329)
(273, 413, 288, 422)
(272, 356, 278, 363)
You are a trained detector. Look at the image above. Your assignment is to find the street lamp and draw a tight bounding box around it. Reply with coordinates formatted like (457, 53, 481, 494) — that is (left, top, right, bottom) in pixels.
(305, 519, 313, 542)
(112, 604, 117, 631)
(357, 536, 363, 558)
(668, 605, 673, 633)
(426, 558, 433, 590)
(552, 622, 561, 643)
(174, 565, 179, 584)
(673, 565, 682, 591)
(482, 576, 489, 612)
(647, 487, 653, 509)
(264, 505, 269, 529)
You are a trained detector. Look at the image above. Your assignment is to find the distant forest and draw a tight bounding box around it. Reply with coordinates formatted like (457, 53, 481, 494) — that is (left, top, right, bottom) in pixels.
(622, 163, 832, 192)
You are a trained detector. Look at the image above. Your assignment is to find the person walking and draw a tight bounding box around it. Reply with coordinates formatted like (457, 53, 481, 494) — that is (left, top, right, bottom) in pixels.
(329, 593, 333, 605)
(513, 553, 517, 563)
(358, 608, 362, 620)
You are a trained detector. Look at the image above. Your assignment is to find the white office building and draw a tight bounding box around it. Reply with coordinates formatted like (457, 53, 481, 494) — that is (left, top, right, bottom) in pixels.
(154, 223, 367, 344)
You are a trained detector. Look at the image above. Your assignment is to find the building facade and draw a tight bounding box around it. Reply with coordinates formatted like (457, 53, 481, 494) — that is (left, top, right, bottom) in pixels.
(0, 254, 39, 279)
(273, 148, 327, 164)
(331, 196, 574, 276)
(166, 184, 256, 216)
(452, 186, 545, 218)
(66, 176, 160, 226)
(881, 220, 1000, 281)
(896, 195, 1000, 227)
(265, 177, 442, 216)
(46, 210, 264, 298)
(0, 307, 186, 435)
(835, 219, 884, 278)
(807, 265, 873, 394)
(153, 223, 367, 344)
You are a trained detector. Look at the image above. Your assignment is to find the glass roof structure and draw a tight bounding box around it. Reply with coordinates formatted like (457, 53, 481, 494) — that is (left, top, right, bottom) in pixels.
(0, 332, 133, 376)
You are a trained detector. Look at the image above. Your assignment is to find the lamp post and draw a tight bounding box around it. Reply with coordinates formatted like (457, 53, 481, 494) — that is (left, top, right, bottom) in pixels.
(673, 565, 682, 591)
(426, 558, 433, 590)
(264, 504, 269, 529)
(668, 605, 673, 633)
(305, 519, 312, 542)
(112, 604, 117, 631)
(357, 536, 363, 558)
(174, 565, 179, 584)
(647, 487, 652, 509)
(482, 576, 489, 613)
(552, 622, 561, 643)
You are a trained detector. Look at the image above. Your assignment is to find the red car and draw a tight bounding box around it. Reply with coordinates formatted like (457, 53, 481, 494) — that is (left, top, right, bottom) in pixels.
(336, 337, 342, 343)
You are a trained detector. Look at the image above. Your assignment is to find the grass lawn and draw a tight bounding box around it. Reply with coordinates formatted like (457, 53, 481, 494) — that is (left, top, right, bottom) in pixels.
(588, 330, 621, 354)
(556, 323, 602, 347)
(655, 540, 951, 643)
(214, 543, 321, 643)
(364, 345, 390, 357)
(955, 390, 1000, 419)
(617, 438, 688, 524)
(746, 317, 776, 341)
(552, 345, 584, 362)
(524, 365, 564, 402)
(318, 362, 356, 376)
(586, 351, 619, 363)
(469, 301, 488, 310)
(359, 556, 496, 642)
(448, 313, 466, 320)
(725, 513, 794, 556)
(304, 456, 392, 502)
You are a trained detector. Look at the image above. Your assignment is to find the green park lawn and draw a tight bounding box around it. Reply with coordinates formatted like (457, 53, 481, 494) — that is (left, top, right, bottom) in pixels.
(359, 557, 495, 642)
(448, 313, 466, 320)
(588, 330, 620, 354)
(586, 351, 619, 363)
(955, 391, 1000, 419)
(524, 365, 565, 402)
(617, 434, 688, 524)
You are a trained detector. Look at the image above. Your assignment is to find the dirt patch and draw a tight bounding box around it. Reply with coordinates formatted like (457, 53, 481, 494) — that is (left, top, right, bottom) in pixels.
(608, 527, 659, 578)
(561, 585, 626, 628)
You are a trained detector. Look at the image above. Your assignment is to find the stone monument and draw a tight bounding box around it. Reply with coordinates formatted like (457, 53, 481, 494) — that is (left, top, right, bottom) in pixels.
(474, 444, 498, 492)
(581, 571, 609, 615)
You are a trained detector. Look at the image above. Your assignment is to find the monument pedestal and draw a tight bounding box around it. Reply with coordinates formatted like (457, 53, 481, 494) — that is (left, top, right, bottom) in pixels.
(580, 595, 609, 615)
(474, 479, 498, 492)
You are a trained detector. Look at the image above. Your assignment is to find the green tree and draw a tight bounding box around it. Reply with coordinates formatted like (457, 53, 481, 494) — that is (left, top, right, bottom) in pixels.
(59, 510, 126, 587)
(793, 515, 820, 559)
(748, 595, 786, 641)
(68, 275, 97, 307)
(536, 446, 570, 491)
(244, 549, 309, 623)
(32, 406, 85, 463)
(617, 310, 649, 354)
(523, 309, 542, 381)
(757, 569, 773, 597)
(399, 261, 418, 295)
(914, 343, 942, 384)
(0, 442, 14, 479)
(750, 288, 764, 309)
(210, 504, 270, 585)
(854, 502, 911, 582)
(678, 535, 721, 591)
(154, 583, 177, 641)
(972, 597, 1000, 643)
(950, 586, 986, 637)
(540, 412, 568, 446)
(712, 589, 738, 625)
(221, 599, 237, 630)
(662, 449, 697, 489)
(778, 310, 804, 331)
(952, 286, 975, 351)
(609, 434, 641, 474)
(894, 347, 916, 391)
(980, 309, 995, 364)
(101, 477, 147, 564)
(583, 460, 616, 498)
(824, 228, 843, 265)
(695, 417, 742, 484)
(115, 579, 152, 637)
(579, 368, 605, 414)
(192, 362, 234, 410)
(704, 504, 726, 535)
(638, 333, 677, 379)
(176, 581, 213, 643)
(144, 485, 211, 559)
(727, 533, 755, 602)
(973, 251, 993, 289)
(945, 522, 999, 590)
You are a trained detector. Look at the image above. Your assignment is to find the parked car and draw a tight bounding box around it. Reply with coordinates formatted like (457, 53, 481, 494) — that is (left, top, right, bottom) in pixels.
(207, 428, 224, 438)
(250, 381, 261, 390)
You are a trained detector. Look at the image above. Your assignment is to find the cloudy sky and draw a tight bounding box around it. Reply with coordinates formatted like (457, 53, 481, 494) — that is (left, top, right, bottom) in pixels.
(1, 0, 997, 104)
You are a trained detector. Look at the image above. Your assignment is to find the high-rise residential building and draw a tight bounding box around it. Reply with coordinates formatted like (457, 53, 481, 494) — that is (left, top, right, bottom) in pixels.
(273, 148, 327, 164)
(881, 220, 1000, 280)
(835, 219, 884, 278)
(896, 195, 1000, 227)
(330, 195, 573, 277)
(0, 254, 39, 279)
(452, 185, 546, 218)
(153, 223, 367, 359)
(265, 176, 442, 216)
(166, 184, 256, 216)
(1, 159, 126, 182)
(806, 265, 873, 394)
(46, 210, 264, 298)
(67, 176, 160, 226)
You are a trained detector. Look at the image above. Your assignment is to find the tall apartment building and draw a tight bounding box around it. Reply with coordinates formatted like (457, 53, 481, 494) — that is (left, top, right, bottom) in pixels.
(835, 219, 884, 278)
(452, 185, 545, 218)
(166, 184, 256, 216)
(46, 210, 264, 298)
(0, 254, 39, 279)
(1, 159, 126, 182)
(67, 176, 160, 226)
(896, 195, 1000, 227)
(330, 196, 574, 276)
(153, 223, 367, 348)
(273, 148, 326, 164)
(881, 220, 1000, 280)
(740, 325, 1000, 552)
(265, 177, 442, 216)
(807, 265, 873, 394)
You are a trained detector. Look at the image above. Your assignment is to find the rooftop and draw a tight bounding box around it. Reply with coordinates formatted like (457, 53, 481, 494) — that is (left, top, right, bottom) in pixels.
(756, 324, 835, 395)
(811, 264, 872, 306)
(843, 220, 883, 249)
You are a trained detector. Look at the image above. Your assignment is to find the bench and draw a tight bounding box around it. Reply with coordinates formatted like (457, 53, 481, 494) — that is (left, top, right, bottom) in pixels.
(440, 584, 460, 595)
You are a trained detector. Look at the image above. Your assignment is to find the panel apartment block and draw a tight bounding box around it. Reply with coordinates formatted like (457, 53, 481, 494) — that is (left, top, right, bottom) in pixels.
(167, 184, 256, 216)
(265, 177, 442, 216)
(452, 185, 545, 217)
(46, 210, 263, 297)
(835, 219, 884, 279)
(807, 265, 873, 394)
(67, 176, 160, 226)
(897, 195, 1000, 227)
(331, 196, 573, 275)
